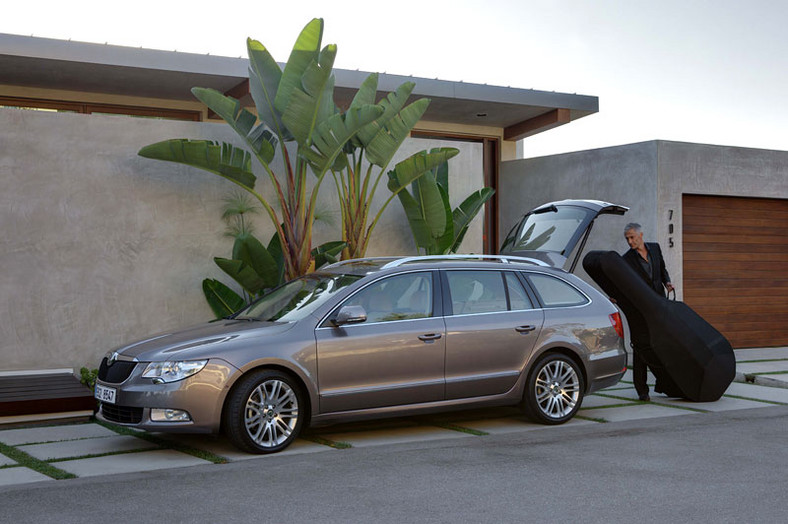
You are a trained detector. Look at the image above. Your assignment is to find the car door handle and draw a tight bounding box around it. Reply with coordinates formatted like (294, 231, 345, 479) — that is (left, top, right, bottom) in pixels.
(515, 325, 536, 334)
(418, 333, 443, 342)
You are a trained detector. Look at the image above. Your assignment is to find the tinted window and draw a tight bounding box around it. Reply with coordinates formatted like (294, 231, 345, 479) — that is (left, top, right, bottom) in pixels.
(502, 206, 593, 254)
(340, 272, 433, 323)
(527, 273, 589, 307)
(447, 270, 509, 315)
(505, 272, 533, 310)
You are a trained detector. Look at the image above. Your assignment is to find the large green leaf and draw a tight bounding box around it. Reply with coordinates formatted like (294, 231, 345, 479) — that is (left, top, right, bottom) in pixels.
(366, 97, 429, 168)
(282, 44, 337, 145)
(450, 187, 495, 252)
(432, 183, 455, 254)
(266, 230, 286, 286)
(411, 172, 448, 241)
(311, 240, 346, 269)
(202, 278, 245, 319)
(247, 39, 289, 140)
(191, 88, 276, 165)
(214, 257, 266, 295)
(386, 148, 460, 193)
(302, 104, 384, 176)
(396, 189, 434, 249)
(347, 73, 379, 149)
(232, 233, 280, 290)
(138, 139, 257, 189)
(275, 18, 323, 116)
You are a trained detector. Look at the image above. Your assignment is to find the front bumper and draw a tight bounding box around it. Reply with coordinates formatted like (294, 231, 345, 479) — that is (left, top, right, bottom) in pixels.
(95, 359, 239, 434)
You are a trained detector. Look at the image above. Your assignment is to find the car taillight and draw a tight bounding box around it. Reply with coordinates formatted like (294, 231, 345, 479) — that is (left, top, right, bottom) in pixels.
(609, 312, 624, 339)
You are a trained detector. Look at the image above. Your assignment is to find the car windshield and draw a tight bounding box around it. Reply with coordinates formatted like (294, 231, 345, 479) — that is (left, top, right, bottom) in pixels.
(503, 206, 593, 254)
(235, 274, 363, 322)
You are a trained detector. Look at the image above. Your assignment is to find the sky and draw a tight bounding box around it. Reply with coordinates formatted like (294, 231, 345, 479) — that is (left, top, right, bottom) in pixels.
(4, 0, 787, 158)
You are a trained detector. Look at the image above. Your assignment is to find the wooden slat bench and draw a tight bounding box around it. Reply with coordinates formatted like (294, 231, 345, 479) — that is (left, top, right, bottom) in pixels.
(0, 371, 96, 419)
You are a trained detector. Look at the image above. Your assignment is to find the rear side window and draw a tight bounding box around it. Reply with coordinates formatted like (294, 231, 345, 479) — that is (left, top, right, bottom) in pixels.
(446, 270, 534, 315)
(527, 273, 589, 308)
(447, 271, 507, 314)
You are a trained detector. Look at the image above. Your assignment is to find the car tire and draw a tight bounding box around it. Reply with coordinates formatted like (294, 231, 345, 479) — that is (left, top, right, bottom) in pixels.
(224, 369, 305, 454)
(521, 353, 584, 425)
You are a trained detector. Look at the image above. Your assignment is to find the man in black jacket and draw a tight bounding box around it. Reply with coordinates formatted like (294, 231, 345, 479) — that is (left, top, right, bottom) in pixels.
(623, 223, 674, 401)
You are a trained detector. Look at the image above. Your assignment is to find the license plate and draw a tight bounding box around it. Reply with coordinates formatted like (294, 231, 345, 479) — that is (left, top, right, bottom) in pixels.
(95, 383, 117, 404)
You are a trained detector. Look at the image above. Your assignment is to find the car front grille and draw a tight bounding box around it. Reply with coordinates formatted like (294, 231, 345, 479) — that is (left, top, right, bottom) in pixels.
(100, 403, 143, 424)
(98, 358, 136, 384)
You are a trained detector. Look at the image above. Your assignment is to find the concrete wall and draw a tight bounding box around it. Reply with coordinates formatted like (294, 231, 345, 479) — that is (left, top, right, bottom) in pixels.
(0, 107, 483, 371)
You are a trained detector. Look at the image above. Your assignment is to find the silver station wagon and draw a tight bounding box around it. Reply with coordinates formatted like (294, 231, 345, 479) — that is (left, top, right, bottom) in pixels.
(95, 201, 628, 453)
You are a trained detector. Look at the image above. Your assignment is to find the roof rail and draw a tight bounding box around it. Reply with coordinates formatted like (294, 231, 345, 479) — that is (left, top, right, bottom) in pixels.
(380, 254, 549, 269)
(323, 257, 398, 269)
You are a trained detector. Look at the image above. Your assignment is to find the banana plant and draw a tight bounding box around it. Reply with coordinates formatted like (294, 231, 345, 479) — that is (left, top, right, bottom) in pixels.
(139, 18, 382, 280)
(389, 149, 495, 255)
(203, 229, 344, 319)
(328, 73, 459, 259)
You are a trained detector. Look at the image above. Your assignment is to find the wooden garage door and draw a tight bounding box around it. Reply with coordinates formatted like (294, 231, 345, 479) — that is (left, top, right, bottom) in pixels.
(683, 194, 788, 348)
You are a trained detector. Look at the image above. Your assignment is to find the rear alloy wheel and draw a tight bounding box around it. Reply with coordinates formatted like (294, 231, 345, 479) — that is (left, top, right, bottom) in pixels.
(522, 353, 584, 425)
(225, 370, 305, 454)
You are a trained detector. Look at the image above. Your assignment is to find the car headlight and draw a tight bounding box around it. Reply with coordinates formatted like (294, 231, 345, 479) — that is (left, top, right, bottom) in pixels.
(141, 360, 208, 383)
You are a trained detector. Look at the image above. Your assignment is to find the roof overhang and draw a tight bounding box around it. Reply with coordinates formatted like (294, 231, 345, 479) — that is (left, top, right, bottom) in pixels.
(0, 33, 598, 141)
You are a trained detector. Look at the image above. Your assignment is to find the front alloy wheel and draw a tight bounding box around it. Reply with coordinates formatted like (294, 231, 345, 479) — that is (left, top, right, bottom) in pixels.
(522, 353, 584, 425)
(225, 370, 305, 454)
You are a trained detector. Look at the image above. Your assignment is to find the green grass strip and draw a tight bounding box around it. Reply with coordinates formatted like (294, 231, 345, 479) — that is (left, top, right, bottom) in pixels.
(749, 370, 788, 375)
(737, 358, 788, 363)
(593, 393, 709, 413)
(0, 441, 76, 480)
(575, 415, 607, 423)
(301, 435, 352, 449)
(47, 447, 165, 463)
(431, 422, 489, 436)
(94, 419, 229, 464)
(723, 394, 787, 406)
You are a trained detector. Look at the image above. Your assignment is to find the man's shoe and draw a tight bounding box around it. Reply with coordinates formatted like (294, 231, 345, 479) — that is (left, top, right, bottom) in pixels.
(638, 394, 650, 401)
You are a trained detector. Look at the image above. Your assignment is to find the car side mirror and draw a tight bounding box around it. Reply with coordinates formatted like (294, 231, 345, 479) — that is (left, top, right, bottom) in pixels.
(333, 305, 367, 326)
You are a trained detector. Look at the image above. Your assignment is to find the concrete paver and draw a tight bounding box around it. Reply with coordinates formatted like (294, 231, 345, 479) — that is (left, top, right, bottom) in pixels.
(320, 425, 472, 448)
(580, 403, 697, 422)
(0, 453, 17, 466)
(20, 435, 158, 461)
(155, 434, 333, 461)
(735, 361, 788, 374)
(55, 449, 212, 477)
(735, 348, 788, 361)
(723, 382, 788, 404)
(582, 393, 638, 408)
(757, 374, 788, 383)
(0, 423, 116, 446)
(460, 416, 595, 435)
(653, 395, 770, 412)
(0, 467, 53, 487)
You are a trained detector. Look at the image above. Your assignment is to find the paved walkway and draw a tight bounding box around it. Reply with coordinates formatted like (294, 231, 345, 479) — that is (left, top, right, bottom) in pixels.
(2, 347, 787, 489)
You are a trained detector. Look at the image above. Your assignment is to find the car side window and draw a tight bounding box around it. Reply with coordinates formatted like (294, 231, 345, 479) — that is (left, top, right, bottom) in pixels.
(447, 270, 509, 315)
(505, 272, 533, 310)
(526, 273, 589, 307)
(340, 272, 433, 323)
